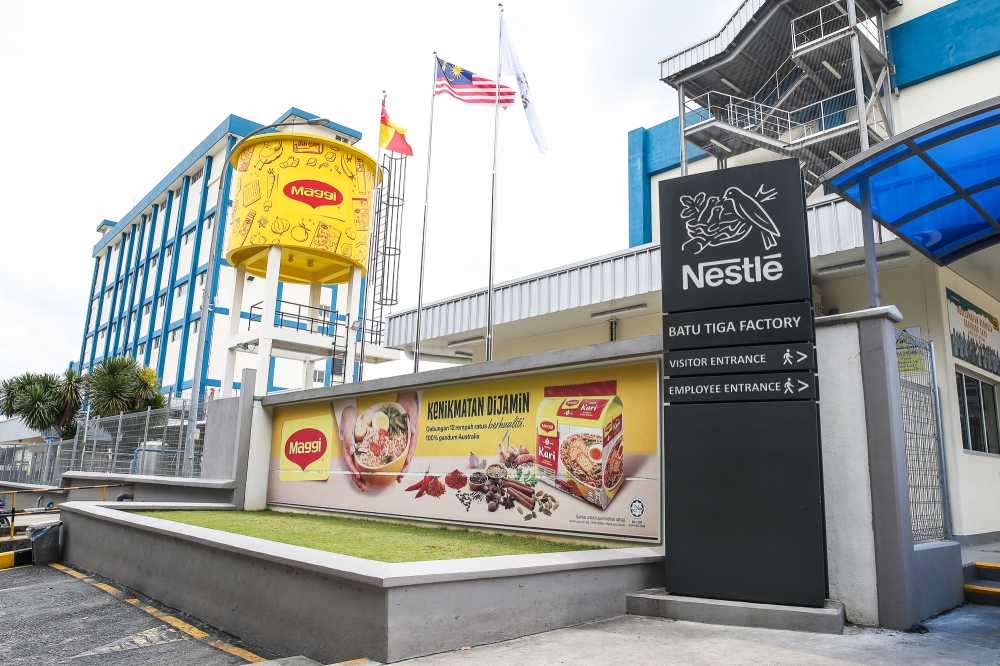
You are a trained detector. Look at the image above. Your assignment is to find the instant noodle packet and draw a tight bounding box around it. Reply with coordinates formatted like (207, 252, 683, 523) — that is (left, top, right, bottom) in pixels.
(535, 381, 624, 509)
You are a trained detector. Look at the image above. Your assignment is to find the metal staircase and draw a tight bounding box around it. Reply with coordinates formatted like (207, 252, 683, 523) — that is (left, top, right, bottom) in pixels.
(662, 0, 897, 192)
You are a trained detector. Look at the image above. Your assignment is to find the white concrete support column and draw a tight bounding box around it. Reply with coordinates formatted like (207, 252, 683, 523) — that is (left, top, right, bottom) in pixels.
(244, 399, 274, 510)
(254, 246, 282, 396)
(301, 281, 322, 389)
(222, 264, 247, 398)
(343, 266, 363, 383)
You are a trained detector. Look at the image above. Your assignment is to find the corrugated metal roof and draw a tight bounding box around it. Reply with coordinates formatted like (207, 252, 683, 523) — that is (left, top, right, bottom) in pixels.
(386, 243, 661, 348)
(659, 0, 769, 80)
(386, 198, 888, 348)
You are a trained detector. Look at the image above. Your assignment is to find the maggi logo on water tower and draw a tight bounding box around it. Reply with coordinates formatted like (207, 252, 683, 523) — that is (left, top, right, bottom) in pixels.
(225, 133, 379, 285)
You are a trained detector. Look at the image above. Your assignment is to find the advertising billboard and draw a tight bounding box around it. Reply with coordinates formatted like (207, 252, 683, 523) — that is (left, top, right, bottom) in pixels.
(267, 362, 661, 541)
(948, 288, 1000, 378)
(225, 132, 378, 284)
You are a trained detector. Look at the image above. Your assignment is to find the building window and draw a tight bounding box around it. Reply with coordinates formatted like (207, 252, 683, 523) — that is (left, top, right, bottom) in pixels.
(150, 255, 158, 270)
(175, 284, 185, 298)
(197, 273, 205, 286)
(158, 295, 166, 308)
(183, 230, 194, 245)
(137, 342, 146, 357)
(205, 215, 213, 230)
(170, 329, 179, 342)
(165, 245, 172, 259)
(191, 320, 199, 334)
(143, 303, 151, 316)
(957, 371, 1000, 454)
(98, 329, 105, 340)
(152, 336, 160, 351)
(313, 370, 325, 384)
(191, 169, 203, 187)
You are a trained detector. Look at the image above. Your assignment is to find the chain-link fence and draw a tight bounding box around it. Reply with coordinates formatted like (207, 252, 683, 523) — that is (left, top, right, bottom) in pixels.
(0, 400, 204, 487)
(895, 329, 950, 542)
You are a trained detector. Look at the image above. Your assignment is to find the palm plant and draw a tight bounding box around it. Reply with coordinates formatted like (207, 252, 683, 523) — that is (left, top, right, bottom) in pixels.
(12, 375, 58, 432)
(85, 357, 166, 417)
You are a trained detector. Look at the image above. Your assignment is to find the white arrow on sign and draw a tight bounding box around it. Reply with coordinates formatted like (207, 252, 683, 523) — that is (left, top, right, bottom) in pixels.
(798, 380, 810, 392)
(796, 351, 809, 363)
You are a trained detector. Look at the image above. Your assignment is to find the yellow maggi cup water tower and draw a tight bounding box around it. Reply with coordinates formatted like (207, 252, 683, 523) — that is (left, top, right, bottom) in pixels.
(221, 132, 380, 397)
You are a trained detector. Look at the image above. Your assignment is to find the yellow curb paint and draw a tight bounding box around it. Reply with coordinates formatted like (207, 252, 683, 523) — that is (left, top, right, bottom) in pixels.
(964, 584, 1000, 595)
(974, 561, 1000, 571)
(49, 563, 265, 662)
(0, 552, 13, 570)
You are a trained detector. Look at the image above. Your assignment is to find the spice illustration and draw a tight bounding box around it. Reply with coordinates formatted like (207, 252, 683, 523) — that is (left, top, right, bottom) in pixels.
(271, 218, 290, 235)
(266, 169, 277, 199)
(291, 223, 310, 242)
(249, 233, 267, 246)
(279, 157, 300, 169)
(340, 243, 353, 257)
(344, 226, 357, 240)
(306, 158, 318, 167)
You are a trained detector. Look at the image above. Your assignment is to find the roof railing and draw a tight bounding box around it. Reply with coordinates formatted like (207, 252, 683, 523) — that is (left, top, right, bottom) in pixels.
(790, 0, 880, 52)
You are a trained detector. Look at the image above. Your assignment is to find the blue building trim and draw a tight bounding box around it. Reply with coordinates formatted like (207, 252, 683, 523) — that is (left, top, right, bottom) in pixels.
(145, 192, 173, 367)
(198, 135, 238, 402)
(888, 0, 1000, 89)
(131, 204, 159, 357)
(157, 175, 191, 376)
(627, 113, 709, 247)
(120, 214, 146, 354)
(114, 219, 139, 354)
(102, 237, 128, 360)
(92, 114, 262, 257)
(175, 155, 214, 390)
(78, 257, 100, 370)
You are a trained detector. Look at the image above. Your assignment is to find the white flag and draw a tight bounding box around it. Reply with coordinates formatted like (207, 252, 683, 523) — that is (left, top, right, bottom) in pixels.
(499, 15, 548, 154)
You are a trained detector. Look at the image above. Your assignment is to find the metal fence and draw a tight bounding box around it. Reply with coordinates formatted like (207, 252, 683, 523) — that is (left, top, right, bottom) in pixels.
(895, 329, 950, 542)
(0, 400, 204, 487)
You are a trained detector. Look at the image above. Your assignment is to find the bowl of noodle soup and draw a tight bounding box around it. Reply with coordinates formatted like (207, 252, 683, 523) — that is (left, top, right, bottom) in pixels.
(353, 401, 410, 489)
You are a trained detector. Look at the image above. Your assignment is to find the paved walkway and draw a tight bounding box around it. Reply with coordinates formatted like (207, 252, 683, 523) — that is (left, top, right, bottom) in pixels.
(0, 564, 276, 665)
(399, 605, 1000, 666)
(962, 539, 1000, 565)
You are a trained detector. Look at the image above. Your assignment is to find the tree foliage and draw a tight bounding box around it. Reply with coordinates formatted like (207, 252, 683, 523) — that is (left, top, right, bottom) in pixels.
(0, 360, 165, 437)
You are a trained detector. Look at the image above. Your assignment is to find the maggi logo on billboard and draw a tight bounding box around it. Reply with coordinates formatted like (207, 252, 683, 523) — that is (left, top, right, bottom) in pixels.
(284, 180, 344, 208)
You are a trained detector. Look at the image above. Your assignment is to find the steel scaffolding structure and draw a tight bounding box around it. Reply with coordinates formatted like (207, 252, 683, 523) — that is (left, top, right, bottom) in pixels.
(662, 0, 897, 192)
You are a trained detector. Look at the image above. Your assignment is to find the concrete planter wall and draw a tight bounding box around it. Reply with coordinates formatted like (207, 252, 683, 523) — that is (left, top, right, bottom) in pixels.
(60, 503, 663, 664)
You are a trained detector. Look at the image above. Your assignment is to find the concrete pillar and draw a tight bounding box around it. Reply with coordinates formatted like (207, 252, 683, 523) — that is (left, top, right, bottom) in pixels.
(222, 264, 246, 398)
(254, 246, 282, 396)
(243, 398, 273, 511)
(343, 266, 362, 383)
(301, 281, 322, 389)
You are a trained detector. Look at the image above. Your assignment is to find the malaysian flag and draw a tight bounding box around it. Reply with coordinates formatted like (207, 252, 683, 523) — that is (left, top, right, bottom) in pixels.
(435, 58, 515, 107)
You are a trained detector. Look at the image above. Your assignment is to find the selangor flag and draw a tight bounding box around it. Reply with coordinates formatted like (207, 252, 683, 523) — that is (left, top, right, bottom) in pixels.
(379, 102, 413, 156)
(435, 58, 516, 107)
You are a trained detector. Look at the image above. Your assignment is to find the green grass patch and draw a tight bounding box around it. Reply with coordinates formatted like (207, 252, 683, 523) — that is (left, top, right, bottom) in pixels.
(136, 510, 598, 563)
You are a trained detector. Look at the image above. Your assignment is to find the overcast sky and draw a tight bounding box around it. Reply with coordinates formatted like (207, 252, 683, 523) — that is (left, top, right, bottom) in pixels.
(0, 0, 734, 378)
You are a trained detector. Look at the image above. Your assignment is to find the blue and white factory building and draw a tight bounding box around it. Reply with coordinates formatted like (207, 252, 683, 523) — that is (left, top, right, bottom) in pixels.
(75, 109, 363, 398)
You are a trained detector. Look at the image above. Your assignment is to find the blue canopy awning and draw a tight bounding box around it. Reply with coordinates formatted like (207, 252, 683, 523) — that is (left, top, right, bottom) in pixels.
(822, 96, 1000, 265)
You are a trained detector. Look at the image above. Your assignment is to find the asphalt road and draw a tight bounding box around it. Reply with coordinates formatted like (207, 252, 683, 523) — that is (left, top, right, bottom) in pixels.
(0, 563, 278, 665)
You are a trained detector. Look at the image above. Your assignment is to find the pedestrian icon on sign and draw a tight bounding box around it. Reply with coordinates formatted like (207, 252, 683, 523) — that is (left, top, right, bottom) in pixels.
(783, 349, 793, 365)
(784, 377, 794, 394)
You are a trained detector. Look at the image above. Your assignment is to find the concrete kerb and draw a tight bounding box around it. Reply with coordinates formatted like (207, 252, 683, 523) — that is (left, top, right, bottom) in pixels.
(626, 589, 846, 634)
(59, 502, 664, 662)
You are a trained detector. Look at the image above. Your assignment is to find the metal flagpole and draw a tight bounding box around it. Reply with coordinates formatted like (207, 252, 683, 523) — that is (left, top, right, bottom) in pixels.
(414, 53, 439, 373)
(486, 4, 503, 362)
(358, 91, 387, 383)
